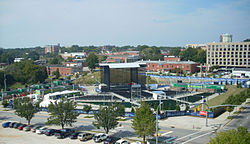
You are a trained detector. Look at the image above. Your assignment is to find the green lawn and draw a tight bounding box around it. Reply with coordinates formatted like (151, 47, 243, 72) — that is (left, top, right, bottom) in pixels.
(208, 85, 247, 107)
(9, 82, 25, 90)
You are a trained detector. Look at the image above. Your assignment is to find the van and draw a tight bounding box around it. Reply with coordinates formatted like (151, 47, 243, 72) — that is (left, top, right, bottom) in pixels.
(78, 132, 94, 141)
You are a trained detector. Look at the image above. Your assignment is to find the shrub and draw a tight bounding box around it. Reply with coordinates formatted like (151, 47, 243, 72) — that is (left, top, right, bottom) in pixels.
(2, 100, 9, 108)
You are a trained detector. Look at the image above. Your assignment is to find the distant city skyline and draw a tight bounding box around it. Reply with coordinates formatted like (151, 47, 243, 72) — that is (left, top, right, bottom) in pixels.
(0, 0, 250, 48)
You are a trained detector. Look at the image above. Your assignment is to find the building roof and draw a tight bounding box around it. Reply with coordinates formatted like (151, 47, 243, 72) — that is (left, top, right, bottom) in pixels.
(136, 60, 198, 64)
(99, 63, 142, 68)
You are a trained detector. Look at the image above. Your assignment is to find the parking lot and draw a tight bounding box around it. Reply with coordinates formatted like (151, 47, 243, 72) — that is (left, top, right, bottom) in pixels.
(0, 122, 97, 144)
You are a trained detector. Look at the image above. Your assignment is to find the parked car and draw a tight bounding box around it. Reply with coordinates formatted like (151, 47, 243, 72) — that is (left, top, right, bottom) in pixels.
(23, 125, 35, 131)
(78, 132, 94, 141)
(55, 128, 75, 139)
(13, 123, 22, 129)
(31, 125, 43, 132)
(69, 132, 81, 139)
(18, 124, 27, 130)
(36, 127, 48, 134)
(103, 136, 120, 144)
(115, 139, 130, 144)
(44, 129, 58, 136)
(2, 122, 11, 128)
(93, 133, 108, 143)
(9, 122, 17, 128)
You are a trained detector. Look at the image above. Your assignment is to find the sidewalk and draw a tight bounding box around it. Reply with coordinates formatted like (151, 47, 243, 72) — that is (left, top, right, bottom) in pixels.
(159, 111, 231, 131)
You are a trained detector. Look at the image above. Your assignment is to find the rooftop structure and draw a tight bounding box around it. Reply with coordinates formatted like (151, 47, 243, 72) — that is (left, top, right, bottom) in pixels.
(220, 33, 232, 43)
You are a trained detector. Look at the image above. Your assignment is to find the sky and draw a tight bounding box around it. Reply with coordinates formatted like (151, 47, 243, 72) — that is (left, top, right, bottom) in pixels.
(0, 0, 250, 48)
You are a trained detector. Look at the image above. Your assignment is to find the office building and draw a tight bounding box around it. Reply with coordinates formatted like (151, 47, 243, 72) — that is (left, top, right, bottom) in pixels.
(206, 42, 250, 69)
(44, 44, 60, 54)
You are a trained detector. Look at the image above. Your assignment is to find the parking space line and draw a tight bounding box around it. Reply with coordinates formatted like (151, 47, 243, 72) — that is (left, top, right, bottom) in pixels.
(181, 131, 212, 144)
(161, 131, 173, 136)
(176, 131, 201, 141)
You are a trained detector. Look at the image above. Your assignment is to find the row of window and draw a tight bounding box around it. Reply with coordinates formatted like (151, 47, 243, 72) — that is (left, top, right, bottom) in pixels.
(148, 64, 190, 69)
(208, 61, 250, 65)
(208, 58, 250, 62)
(208, 44, 250, 48)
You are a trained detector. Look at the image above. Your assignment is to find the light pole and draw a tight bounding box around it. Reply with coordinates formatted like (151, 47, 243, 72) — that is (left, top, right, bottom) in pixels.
(156, 102, 163, 144)
(202, 96, 204, 111)
(206, 96, 208, 127)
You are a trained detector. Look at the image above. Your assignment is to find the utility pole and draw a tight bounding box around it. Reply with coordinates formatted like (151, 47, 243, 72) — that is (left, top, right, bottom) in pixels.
(156, 102, 163, 144)
(4, 73, 7, 91)
(206, 96, 208, 127)
(202, 96, 204, 111)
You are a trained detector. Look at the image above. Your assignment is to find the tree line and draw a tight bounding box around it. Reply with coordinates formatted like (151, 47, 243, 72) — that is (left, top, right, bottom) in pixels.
(0, 60, 48, 89)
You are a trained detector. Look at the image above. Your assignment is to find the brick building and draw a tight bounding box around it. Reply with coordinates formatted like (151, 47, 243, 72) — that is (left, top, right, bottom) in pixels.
(142, 60, 200, 74)
(44, 44, 60, 54)
(46, 65, 82, 76)
(105, 55, 139, 63)
(163, 56, 181, 61)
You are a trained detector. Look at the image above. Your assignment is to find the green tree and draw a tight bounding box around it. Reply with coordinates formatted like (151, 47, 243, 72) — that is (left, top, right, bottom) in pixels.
(131, 106, 135, 113)
(2, 100, 9, 108)
(48, 55, 64, 64)
(176, 104, 180, 111)
(47, 98, 79, 129)
(53, 68, 60, 79)
(86, 52, 99, 71)
(195, 72, 198, 77)
(67, 57, 73, 62)
(161, 103, 166, 111)
(170, 48, 181, 56)
(243, 39, 250, 42)
(168, 103, 172, 110)
(14, 97, 40, 125)
(189, 72, 193, 76)
(98, 55, 108, 62)
(83, 105, 92, 114)
(93, 105, 119, 134)
(185, 104, 190, 111)
(5, 60, 48, 84)
(113, 103, 125, 117)
(209, 126, 250, 144)
(132, 102, 156, 144)
(140, 47, 162, 60)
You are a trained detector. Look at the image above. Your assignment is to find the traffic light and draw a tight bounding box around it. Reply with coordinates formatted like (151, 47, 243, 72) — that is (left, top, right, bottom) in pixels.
(226, 106, 229, 111)
(198, 106, 200, 111)
(155, 133, 161, 136)
(194, 107, 197, 112)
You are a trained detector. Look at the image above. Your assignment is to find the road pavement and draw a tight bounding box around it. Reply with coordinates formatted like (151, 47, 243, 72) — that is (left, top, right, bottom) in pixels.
(2, 104, 249, 144)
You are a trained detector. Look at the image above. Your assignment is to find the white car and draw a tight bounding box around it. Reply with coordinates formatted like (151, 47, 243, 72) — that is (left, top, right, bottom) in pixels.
(93, 133, 108, 142)
(115, 139, 130, 144)
(131, 142, 141, 144)
(36, 127, 47, 134)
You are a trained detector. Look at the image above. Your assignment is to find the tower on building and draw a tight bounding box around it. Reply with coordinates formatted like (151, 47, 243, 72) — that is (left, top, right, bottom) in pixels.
(219, 33, 232, 43)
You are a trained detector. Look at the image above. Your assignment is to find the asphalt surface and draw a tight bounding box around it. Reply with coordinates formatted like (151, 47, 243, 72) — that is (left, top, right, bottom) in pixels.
(2, 106, 249, 144)
(221, 106, 250, 132)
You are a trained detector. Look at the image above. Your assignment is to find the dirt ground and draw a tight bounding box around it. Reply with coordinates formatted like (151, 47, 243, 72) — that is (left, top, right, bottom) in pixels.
(0, 121, 97, 144)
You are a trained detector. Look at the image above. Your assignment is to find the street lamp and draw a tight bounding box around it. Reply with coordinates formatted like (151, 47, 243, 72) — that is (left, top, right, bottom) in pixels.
(156, 102, 163, 144)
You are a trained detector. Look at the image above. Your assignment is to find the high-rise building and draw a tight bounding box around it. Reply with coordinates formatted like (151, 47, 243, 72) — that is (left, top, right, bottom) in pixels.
(219, 33, 232, 43)
(206, 42, 250, 69)
(44, 44, 60, 54)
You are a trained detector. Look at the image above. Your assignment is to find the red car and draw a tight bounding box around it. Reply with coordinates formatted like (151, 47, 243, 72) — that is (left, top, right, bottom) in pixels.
(18, 124, 27, 130)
